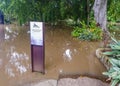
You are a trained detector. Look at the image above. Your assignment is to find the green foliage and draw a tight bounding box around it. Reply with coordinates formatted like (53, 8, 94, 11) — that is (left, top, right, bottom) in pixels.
(103, 37, 120, 57)
(65, 18, 79, 26)
(107, 0, 120, 22)
(107, 22, 118, 31)
(107, 22, 120, 41)
(103, 38, 120, 86)
(71, 21, 102, 41)
(0, 0, 94, 25)
(0, 0, 120, 25)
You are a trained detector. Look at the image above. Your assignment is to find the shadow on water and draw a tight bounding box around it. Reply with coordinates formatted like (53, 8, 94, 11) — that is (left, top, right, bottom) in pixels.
(0, 24, 107, 86)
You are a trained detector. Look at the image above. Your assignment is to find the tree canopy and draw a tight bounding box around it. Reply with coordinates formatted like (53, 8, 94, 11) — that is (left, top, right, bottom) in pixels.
(0, 0, 119, 25)
(0, 0, 94, 25)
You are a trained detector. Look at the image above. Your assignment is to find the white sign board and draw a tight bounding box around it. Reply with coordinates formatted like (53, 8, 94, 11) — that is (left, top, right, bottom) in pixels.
(30, 22, 43, 46)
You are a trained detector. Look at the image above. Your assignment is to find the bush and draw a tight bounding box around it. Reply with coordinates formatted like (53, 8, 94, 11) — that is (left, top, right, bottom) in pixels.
(71, 21, 103, 41)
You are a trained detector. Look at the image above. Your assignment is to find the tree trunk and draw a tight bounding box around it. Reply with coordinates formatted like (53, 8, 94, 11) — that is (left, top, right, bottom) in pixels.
(93, 0, 107, 31)
(87, 0, 90, 26)
(93, 0, 110, 48)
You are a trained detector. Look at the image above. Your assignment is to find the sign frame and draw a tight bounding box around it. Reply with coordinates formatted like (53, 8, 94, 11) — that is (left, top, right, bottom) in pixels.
(30, 21, 45, 74)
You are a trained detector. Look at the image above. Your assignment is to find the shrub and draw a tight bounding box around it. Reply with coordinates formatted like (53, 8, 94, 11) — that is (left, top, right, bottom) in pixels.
(71, 21, 103, 41)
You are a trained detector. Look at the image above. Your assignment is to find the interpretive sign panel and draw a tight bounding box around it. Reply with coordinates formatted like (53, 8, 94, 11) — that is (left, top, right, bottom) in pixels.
(30, 22, 43, 46)
(30, 21, 45, 73)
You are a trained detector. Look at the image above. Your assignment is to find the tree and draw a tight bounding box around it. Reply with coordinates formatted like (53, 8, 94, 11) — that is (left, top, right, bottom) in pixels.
(93, 0, 107, 31)
(0, 0, 92, 25)
(93, 0, 110, 47)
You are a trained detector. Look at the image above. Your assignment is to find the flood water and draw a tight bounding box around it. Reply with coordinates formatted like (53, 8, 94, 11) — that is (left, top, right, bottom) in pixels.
(0, 24, 106, 86)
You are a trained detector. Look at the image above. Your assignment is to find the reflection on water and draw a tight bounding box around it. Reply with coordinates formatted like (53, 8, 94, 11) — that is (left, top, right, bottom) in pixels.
(5, 46, 29, 77)
(0, 58, 2, 67)
(0, 24, 107, 86)
(0, 25, 4, 44)
(5, 26, 19, 41)
(63, 49, 72, 62)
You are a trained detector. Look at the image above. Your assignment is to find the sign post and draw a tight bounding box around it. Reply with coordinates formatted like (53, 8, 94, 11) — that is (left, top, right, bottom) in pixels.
(30, 22, 45, 73)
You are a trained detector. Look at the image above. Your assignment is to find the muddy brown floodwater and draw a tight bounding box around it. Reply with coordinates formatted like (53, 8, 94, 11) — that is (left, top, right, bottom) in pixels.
(0, 24, 106, 86)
